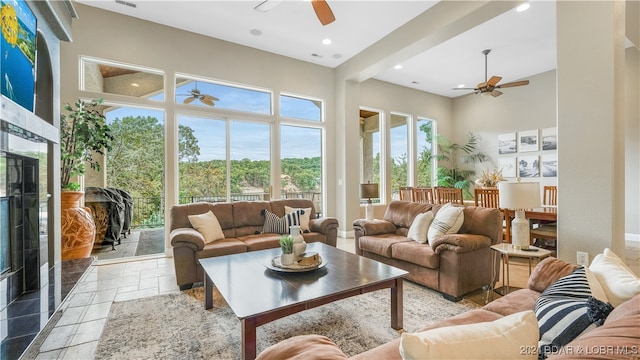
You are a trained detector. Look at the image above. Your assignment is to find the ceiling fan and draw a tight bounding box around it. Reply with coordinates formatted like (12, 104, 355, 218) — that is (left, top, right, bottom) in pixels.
(453, 49, 529, 97)
(178, 82, 219, 106)
(254, 0, 335, 26)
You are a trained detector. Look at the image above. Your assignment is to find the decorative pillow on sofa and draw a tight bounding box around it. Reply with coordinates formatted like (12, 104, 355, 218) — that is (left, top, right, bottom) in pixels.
(407, 211, 434, 243)
(427, 203, 464, 245)
(188, 210, 225, 244)
(284, 206, 311, 232)
(589, 248, 640, 307)
(262, 209, 302, 234)
(535, 266, 614, 359)
(399, 310, 539, 360)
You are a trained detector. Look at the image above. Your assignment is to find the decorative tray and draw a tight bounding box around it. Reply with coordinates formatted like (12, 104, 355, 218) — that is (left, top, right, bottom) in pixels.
(266, 255, 326, 273)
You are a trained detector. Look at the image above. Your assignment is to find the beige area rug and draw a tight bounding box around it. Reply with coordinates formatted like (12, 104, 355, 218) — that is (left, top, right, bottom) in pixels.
(94, 282, 480, 359)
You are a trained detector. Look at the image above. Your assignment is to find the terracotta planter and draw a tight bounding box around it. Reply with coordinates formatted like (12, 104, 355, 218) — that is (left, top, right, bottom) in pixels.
(61, 191, 96, 260)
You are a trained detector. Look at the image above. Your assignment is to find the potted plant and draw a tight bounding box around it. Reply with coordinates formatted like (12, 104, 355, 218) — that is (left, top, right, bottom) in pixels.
(279, 235, 295, 266)
(60, 98, 114, 260)
(432, 132, 488, 199)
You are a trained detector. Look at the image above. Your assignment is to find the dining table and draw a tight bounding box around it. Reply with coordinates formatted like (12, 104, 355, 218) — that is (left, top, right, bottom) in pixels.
(503, 206, 557, 243)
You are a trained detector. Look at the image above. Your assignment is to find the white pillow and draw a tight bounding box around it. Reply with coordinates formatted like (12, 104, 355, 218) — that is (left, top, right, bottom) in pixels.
(427, 203, 464, 245)
(285, 206, 312, 232)
(188, 211, 225, 244)
(589, 248, 640, 307)
(407, 211, 434, 243)
(399, 310, 539, 360)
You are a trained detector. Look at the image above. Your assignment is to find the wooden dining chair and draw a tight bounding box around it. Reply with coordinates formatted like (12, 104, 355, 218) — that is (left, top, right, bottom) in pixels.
(474, 188, 500, 208)
(434, 187, 464, 205)
(543, 185, 557, 206)
(413, 187, 435, 204)
(399, 187, 414, 202)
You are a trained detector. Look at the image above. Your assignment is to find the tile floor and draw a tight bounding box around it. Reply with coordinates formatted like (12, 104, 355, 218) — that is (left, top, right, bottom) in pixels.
(22, 238, 640, 359)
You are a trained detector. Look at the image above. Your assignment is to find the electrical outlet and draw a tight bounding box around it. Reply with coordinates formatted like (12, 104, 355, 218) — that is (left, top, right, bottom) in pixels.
(577, 251, 589, 266)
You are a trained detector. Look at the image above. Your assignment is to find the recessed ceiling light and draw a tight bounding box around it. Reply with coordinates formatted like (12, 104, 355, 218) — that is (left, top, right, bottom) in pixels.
(332, 53, 342, 59)
(516, 3, 530, 12)
(250, 29, 262, 36)
(322, 38, 332, 45)
(131, 83, 140, 87)
(457, 84, 465, 88)
(394, 64, 403, 70)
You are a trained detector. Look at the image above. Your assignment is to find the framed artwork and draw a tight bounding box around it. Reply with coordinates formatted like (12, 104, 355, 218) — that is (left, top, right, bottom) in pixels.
(518, 130, 538, 152)
(498, 132, 517, 154)
(498, 157, 517, 178)
(518, 156, 539, 178)
(541, 127, 557, 151)
(541, 154, 557, 177)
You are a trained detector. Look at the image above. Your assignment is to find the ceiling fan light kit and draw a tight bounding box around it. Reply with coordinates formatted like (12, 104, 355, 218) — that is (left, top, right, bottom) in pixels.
(453, 49, 530, 97)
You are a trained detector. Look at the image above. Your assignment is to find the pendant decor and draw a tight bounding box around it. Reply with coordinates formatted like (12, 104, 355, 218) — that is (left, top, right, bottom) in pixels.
(61, 191, 96, 260)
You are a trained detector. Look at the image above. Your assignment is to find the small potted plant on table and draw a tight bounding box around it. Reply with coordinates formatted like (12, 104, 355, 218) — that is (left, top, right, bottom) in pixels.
(279, 235, 295, 266)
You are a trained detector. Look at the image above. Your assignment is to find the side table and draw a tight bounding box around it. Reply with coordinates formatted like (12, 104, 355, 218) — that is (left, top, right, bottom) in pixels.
(488, 243, 552, 301)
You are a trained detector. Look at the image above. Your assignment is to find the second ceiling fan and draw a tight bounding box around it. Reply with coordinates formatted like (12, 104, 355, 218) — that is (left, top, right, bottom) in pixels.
(454, 49, 529, 97)
(255, 0, 335, 26)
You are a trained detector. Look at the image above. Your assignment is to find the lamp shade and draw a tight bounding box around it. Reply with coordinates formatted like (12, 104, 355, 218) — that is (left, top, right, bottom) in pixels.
(498, 181, 540, 209)
(360, 183, 379, 199)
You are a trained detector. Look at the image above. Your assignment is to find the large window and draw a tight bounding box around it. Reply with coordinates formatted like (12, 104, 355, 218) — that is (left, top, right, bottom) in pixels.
(281, 125, 323, 213)
(417, 118, 434, 186)
(230, 121, 270, 200)
(175, 76, 271, 115)
(359, 109, 381, 186)
(280, 94, 322, 122)
(390, 113, 409, 197)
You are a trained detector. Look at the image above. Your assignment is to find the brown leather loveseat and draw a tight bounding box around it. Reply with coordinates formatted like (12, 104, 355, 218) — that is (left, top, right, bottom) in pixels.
(170, 199, 338, 290)
(353, 200, 503, 301)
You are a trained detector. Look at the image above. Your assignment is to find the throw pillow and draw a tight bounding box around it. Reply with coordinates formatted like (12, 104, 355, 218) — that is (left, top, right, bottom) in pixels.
(427, 203, 464, 245)
(535, 266, 614, 359)
(188, 210, 225, 244)
(262, 209, 302, 234)
(399, 310, 539, 360)
(284, 206, 312, 232)
(407, 211, 434, 243)
(589, 248, 640, 307)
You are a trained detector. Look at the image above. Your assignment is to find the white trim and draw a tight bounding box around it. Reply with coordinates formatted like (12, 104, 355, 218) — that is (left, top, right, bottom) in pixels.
(626, 233, 640, 244)
(339, 229, 355, 239)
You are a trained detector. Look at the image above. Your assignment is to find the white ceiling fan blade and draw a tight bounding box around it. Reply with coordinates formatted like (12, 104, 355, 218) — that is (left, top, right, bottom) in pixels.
(254, 0, 283, 13)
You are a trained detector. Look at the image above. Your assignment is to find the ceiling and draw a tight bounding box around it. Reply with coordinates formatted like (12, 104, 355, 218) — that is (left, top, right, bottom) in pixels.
(75, 0, 558, 98)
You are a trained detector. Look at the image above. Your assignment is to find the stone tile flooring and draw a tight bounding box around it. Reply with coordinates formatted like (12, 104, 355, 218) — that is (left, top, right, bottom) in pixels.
(22, 238, 640, 359)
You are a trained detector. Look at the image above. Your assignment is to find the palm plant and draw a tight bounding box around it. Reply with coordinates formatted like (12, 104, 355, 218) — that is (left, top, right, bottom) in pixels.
(432, 132, 487, 199)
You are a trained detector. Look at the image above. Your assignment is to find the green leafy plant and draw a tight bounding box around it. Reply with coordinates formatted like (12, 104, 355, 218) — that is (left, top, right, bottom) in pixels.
(60, 98, 114, 191)
(279, 235, 294, 254)
(432, 132, 488, 199)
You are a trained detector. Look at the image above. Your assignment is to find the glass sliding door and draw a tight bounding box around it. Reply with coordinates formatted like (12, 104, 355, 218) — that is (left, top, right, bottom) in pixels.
(417, 118, 434, 187)
(390, 113, 409, 199)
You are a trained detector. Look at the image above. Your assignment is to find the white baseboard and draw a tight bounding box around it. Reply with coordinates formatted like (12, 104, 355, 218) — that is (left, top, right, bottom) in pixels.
(339, 229, 355, 239)
(626, 233, 640, 246)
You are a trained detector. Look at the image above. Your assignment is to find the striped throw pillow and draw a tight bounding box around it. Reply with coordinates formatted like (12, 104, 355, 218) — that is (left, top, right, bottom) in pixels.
(535, 266, 613, 359)
(262, 209, 302, 234)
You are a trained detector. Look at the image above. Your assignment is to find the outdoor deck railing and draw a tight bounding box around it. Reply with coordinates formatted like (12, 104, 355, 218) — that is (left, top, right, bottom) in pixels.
(130, 192, 322, 228)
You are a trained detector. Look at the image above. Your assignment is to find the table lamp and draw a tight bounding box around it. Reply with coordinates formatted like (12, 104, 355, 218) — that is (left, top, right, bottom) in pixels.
(360, 182, 379, 220)
(498, 180, 540, 250)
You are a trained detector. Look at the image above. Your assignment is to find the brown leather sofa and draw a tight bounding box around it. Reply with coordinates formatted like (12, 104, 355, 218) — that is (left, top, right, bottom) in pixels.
(170, 199, 338, 289)
(256, 257, 640, 360)
(353, 201, 503, 301)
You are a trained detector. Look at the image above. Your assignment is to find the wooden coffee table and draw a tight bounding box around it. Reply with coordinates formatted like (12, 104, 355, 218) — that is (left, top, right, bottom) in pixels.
(198, 242, 408, 360)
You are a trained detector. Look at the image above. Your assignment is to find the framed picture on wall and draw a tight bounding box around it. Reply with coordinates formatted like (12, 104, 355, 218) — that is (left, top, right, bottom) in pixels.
(498, 157, 517, 178)
(541, 154, 557, 177)
(518, 130, 538, 152)
(542, 127, 557, 150)
(498, 132, 517, 154)
(518, 156, 539, 177)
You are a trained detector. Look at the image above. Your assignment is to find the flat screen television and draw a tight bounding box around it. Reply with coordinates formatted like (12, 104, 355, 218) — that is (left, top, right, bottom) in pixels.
(1, 0, 36, 112)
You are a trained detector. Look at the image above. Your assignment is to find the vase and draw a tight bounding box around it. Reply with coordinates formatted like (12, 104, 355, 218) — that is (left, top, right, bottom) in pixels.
(280, 253, 295, 266)
(61, 191, 96, 260)
(290, 225, 306, 258)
